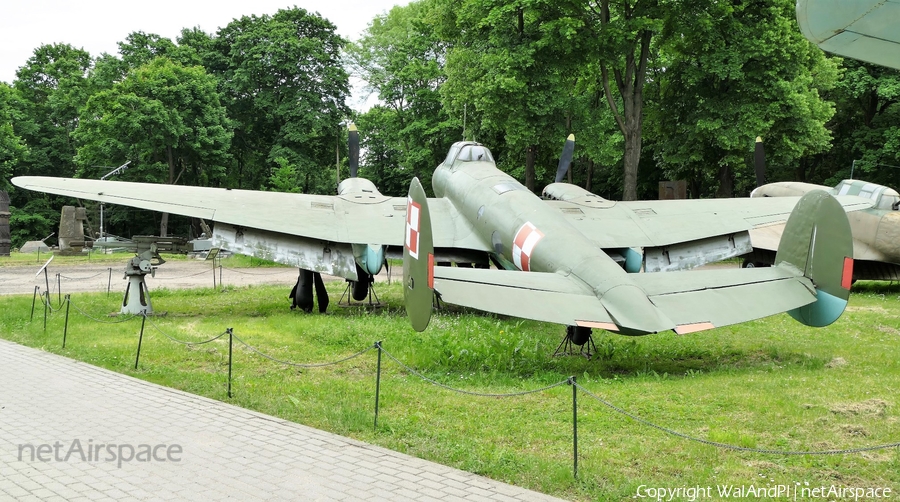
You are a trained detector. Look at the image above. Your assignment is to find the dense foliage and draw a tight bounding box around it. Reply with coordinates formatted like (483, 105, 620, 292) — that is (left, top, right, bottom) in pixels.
(2, 0, 899, 245)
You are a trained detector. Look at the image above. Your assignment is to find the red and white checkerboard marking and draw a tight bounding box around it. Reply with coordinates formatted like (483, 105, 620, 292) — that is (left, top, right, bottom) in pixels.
(512, 222, 544, 271)
(405, 197, 421, 259)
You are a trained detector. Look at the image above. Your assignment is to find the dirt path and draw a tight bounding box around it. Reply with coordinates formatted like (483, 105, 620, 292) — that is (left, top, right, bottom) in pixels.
(0, 260, 304, 296)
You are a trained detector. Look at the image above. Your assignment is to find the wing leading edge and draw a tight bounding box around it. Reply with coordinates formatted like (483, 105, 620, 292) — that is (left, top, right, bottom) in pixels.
(11, 176, 489, 252)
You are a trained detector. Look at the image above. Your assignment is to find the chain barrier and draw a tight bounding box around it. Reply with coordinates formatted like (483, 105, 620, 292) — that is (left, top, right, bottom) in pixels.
(574, 382, 900, 455)
(143, 315, 230, 346)
(58, 271, 106, 281)
(67, 300, 137, 324)
(151, 269, 212, 280)
(221, 266, 293, 276)
(230, 333, 374, 368)
(32, 294, 900, 460)
(380, 347, 569, 397)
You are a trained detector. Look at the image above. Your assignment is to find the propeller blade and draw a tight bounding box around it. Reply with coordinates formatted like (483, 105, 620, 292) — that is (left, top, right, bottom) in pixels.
(555, 134, 576, 183)
(348, 124, 360, 178)
(754, 136, 766, 188)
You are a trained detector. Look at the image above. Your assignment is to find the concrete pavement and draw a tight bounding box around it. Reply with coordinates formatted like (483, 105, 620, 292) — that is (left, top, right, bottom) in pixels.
(0, 339, 567, 501)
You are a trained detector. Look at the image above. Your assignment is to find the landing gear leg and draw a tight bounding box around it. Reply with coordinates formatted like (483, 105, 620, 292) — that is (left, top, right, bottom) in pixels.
(553, 326, 596, 359)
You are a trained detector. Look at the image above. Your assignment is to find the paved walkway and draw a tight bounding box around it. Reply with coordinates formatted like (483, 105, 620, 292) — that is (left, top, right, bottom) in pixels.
(0, 339, 567, 502)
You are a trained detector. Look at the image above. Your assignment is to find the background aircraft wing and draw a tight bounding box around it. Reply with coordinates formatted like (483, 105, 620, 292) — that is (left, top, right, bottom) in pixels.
(433, 265, 816, 333)
(796, 0, 900, 70)
(547, 196, 872, 248)
(11, 176, 489, 251)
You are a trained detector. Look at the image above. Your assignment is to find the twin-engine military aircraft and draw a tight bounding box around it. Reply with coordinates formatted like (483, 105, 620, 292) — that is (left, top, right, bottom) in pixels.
(13, 135, 868, 343)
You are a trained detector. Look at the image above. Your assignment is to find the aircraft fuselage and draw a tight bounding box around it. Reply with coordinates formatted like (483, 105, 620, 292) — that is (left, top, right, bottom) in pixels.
(432, 158, 673, 334)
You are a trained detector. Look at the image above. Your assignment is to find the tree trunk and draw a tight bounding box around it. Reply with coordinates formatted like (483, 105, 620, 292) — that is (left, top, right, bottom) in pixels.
(525, 145, 536, 192)
(585, 159, 594, 193)
(715, 164, 733, 198)
(622, 127, 641, 200)
(160, 145, 176, 237)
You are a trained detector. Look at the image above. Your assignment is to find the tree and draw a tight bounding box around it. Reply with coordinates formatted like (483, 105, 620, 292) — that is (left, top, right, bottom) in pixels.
(74, 57, 232, 236)
(581, 0, 664, 200)
(821, 59, 900, 186)
(209, 7, 350, 193)
(438, 0, 586, 192)
(348, 0, 459, 193)
(0, 83, 27, 187)
(649, 0, 838, 197)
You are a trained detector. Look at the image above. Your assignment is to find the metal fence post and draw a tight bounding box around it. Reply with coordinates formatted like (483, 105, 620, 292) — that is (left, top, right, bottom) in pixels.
(62, 295, 71, 348)
(107, 267, 112, 297)
(569, 376, 578, 479)
(134, 314, 146, 370)
(43, 291, 48, 331)
(227, 328, 234, 398)
(31, 286, 39, 321)
(56, 272, 61, 306)
(374, 341, 383, 431)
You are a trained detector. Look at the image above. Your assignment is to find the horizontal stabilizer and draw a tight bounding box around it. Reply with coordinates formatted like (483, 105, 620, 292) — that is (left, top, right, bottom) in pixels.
(432, 267, 616, 328)
(631, 267, 816, 332)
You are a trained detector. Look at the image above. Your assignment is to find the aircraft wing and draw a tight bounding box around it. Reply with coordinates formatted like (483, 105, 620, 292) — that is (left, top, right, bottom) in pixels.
(797, 0, 900, 70)
(547, 196, 873, 249)
(433, 265, 816, 333)
(10, 176, 489, 251)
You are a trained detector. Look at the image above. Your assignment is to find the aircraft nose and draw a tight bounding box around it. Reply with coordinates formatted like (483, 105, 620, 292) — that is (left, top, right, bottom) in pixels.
(599, 284, 674, 335)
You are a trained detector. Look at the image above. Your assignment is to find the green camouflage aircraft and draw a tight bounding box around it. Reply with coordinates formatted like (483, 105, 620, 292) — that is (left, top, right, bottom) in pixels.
(738, 0, 900, 281)
(12, 137, 867, 345)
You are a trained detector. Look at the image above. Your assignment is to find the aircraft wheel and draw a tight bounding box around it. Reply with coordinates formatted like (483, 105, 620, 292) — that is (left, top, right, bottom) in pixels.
(742, 259, 768, 269)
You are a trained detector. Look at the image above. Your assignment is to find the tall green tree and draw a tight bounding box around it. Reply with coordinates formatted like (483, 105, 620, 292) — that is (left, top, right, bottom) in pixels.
(581, 0, 665, 200)
(649, 0, 838, 197)
(348, 0, 460, 194)
(74, 57, 232, 236)
(209, 7, 350, 193)
(12, 43, 93, 179)
(438, 0, 585, 191)
(0, 83, 27, 187)
(821, 59, 900, 186)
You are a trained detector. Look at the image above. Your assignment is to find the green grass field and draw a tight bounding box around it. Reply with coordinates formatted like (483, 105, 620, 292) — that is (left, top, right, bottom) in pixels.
(1, 277, 898, 501)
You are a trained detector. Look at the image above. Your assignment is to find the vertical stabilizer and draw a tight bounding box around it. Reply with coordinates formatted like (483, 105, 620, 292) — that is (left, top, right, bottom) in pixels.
(775, 190, 853, 326)
(403, 178, 435, 331)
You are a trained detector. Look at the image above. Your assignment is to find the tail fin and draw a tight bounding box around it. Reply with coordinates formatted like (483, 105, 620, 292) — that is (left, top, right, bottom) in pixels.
(403, 177, 435, 331)
(775, 190, 854, 326)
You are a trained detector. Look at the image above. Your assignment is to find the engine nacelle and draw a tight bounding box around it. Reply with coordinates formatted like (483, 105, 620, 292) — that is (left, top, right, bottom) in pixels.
(541, 182, 597, 201)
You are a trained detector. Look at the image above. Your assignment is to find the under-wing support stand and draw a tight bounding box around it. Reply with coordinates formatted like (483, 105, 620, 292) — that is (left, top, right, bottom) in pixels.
(338, 264, 382, 307)
(554, 326, 596, 359)
(289, 268, 329, 313)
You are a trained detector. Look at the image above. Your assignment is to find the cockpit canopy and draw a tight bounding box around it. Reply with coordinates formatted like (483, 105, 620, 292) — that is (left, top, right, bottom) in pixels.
(835, 180, 900, 210)
(443, 142, 495, 167)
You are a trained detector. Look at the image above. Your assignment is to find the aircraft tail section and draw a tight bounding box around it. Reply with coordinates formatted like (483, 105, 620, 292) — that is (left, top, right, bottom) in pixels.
(403, 177, 435, 332)
(774, 189, 854, 326)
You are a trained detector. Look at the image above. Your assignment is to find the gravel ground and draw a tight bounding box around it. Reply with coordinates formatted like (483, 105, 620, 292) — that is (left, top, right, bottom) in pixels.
(0, 259, 304, 296)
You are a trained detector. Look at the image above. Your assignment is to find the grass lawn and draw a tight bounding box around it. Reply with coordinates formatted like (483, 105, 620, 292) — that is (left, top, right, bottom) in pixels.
(1, 278, 898, 501)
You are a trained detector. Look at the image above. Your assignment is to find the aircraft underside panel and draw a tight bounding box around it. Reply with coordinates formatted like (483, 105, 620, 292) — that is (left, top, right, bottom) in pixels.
(643, 232, 753, 272)
(212, 223, 357, 280)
